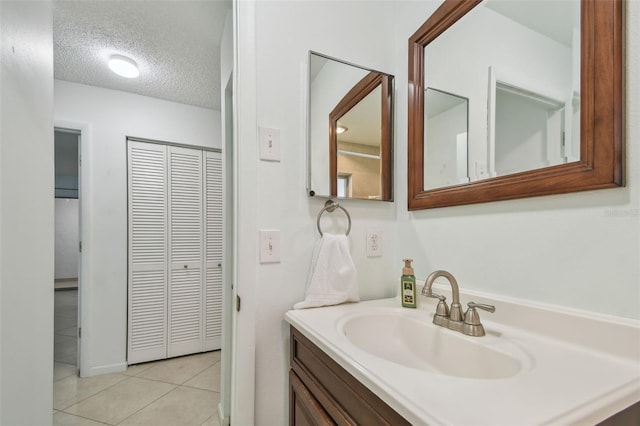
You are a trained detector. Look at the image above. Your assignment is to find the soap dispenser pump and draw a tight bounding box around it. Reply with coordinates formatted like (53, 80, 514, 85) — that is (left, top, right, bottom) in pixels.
(401, 259, 417, 308)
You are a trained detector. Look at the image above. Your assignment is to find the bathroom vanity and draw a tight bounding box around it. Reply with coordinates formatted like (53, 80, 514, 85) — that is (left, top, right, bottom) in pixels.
(289, 326, 409, 425)
(286, 295, 640, 425)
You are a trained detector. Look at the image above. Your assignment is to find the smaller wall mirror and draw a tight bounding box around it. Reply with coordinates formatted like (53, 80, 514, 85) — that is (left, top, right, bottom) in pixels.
(424, 88, 469, 190)
(307, 51, 394, 201)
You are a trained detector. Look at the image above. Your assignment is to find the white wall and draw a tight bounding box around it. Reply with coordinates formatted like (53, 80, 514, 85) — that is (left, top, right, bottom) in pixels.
(238, 1, 639, 424)
(54, 80, 221, 375)
(239, 1, 399, 424)
(0, 1, 54, 423)
(494, 90, 557, 175)
(394, 1, 640, 319)
(425, 101, 468, 188)
(55, 198, 79, 279)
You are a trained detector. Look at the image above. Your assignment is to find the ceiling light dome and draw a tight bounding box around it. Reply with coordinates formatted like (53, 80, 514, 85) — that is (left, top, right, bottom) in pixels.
(336, 125, 348, 134)
(108, 55, 139, 78)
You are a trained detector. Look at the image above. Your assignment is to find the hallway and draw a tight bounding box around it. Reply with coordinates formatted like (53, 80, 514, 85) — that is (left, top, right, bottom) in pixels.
(53, 290, 221, 426)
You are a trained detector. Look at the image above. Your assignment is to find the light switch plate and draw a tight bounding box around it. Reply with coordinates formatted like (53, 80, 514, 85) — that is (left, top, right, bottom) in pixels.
(259, 229, 280, 263)
(259, 127, 281, 162)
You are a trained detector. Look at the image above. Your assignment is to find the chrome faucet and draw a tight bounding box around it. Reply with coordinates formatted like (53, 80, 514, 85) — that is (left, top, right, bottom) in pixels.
(422, 270, 464, 321)
(421, 270, 495, 337)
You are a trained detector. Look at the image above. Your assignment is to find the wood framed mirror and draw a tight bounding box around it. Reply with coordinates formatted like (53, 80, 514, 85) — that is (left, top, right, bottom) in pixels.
(308, 51, 394, 201)
(408, 0, 624, 210)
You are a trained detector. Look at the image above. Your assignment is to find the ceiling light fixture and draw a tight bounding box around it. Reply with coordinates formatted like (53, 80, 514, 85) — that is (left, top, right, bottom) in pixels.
(336, 125, 348, 134)
(108, 55, 139, 78)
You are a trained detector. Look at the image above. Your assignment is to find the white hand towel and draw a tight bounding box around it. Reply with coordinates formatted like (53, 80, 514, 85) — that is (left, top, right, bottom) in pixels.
(294, 233, 359, 309)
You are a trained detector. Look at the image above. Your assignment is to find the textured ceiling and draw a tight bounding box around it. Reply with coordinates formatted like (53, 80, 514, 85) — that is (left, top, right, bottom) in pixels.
(53, 0, 231, 110)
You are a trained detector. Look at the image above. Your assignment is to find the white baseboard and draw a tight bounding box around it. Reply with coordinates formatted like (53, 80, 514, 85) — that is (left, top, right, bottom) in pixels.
(218, 402, 230, 426)
(84, 362, 127, 377)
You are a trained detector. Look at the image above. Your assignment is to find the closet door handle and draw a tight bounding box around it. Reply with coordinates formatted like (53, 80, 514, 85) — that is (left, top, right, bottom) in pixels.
(183, 264, 188, 269)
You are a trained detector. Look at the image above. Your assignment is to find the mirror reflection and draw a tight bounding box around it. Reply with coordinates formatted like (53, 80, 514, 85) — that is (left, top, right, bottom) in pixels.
(308, 51, 393, 201)
(335, 85, 382, 198)
(423, 0, 580, 190)
(424, 88, 469, 190)
(493, 81, 574, 177)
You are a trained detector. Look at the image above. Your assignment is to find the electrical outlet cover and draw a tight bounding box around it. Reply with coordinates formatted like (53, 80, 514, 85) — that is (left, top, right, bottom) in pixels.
(366, 230, 383, 257)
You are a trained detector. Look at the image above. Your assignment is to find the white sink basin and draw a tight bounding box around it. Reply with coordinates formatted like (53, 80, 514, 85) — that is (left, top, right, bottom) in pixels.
(340, 310, 523, 379)
(287, 298, 640, 425)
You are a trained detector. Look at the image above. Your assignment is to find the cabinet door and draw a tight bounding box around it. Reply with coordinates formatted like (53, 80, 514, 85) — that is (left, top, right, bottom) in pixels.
(291, 327, 411, 426)
(204, 151, 223, 350)
(127, 141, 168, 364)
(168, 146, 203, 357)
(290, 370, 335, 426)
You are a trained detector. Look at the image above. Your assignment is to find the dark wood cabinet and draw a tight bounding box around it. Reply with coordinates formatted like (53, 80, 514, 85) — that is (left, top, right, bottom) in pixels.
(289, 327, 410, 426)
(598, 402, 640, 426)
(290, 369, 335, 426)
(289, 326, 639, 425)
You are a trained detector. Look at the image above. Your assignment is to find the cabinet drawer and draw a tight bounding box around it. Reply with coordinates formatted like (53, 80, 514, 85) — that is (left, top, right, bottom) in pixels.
(290, 327, 410, 426)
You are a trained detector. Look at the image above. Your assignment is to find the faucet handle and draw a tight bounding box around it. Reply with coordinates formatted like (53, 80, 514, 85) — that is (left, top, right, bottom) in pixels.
(462, 302, 494, 337)
(467, 301, 495, 313)
(425, 291, 445, 301)
(426, 293, 449, 317)
(464, 302, 495, 327)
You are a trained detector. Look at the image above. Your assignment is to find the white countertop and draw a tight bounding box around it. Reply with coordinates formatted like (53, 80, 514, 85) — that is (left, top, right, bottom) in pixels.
(285, 293, 640, 425)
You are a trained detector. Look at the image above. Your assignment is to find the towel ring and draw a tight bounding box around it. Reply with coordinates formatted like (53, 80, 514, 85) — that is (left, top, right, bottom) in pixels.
(317, 200, 351, 236)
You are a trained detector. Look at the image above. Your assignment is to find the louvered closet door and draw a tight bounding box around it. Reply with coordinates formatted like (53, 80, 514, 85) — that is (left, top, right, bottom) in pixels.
(127, 141, 168, 364)
(168, 146, 204, 357)
(204, 151, 223, 350)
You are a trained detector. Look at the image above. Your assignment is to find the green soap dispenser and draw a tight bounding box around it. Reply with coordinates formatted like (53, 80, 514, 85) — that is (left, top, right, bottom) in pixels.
(401, 259, 417, 308)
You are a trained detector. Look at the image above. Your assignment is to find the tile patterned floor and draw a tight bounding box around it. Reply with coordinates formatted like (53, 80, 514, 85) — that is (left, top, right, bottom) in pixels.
(54, 289, 78, 365)
(54, 289, 221, 426)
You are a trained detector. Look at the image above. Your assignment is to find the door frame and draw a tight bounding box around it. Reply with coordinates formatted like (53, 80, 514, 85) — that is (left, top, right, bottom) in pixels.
(55, 121, 91, 377)
(230, 0, 258, 423)
(218, 72, 234, 425)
